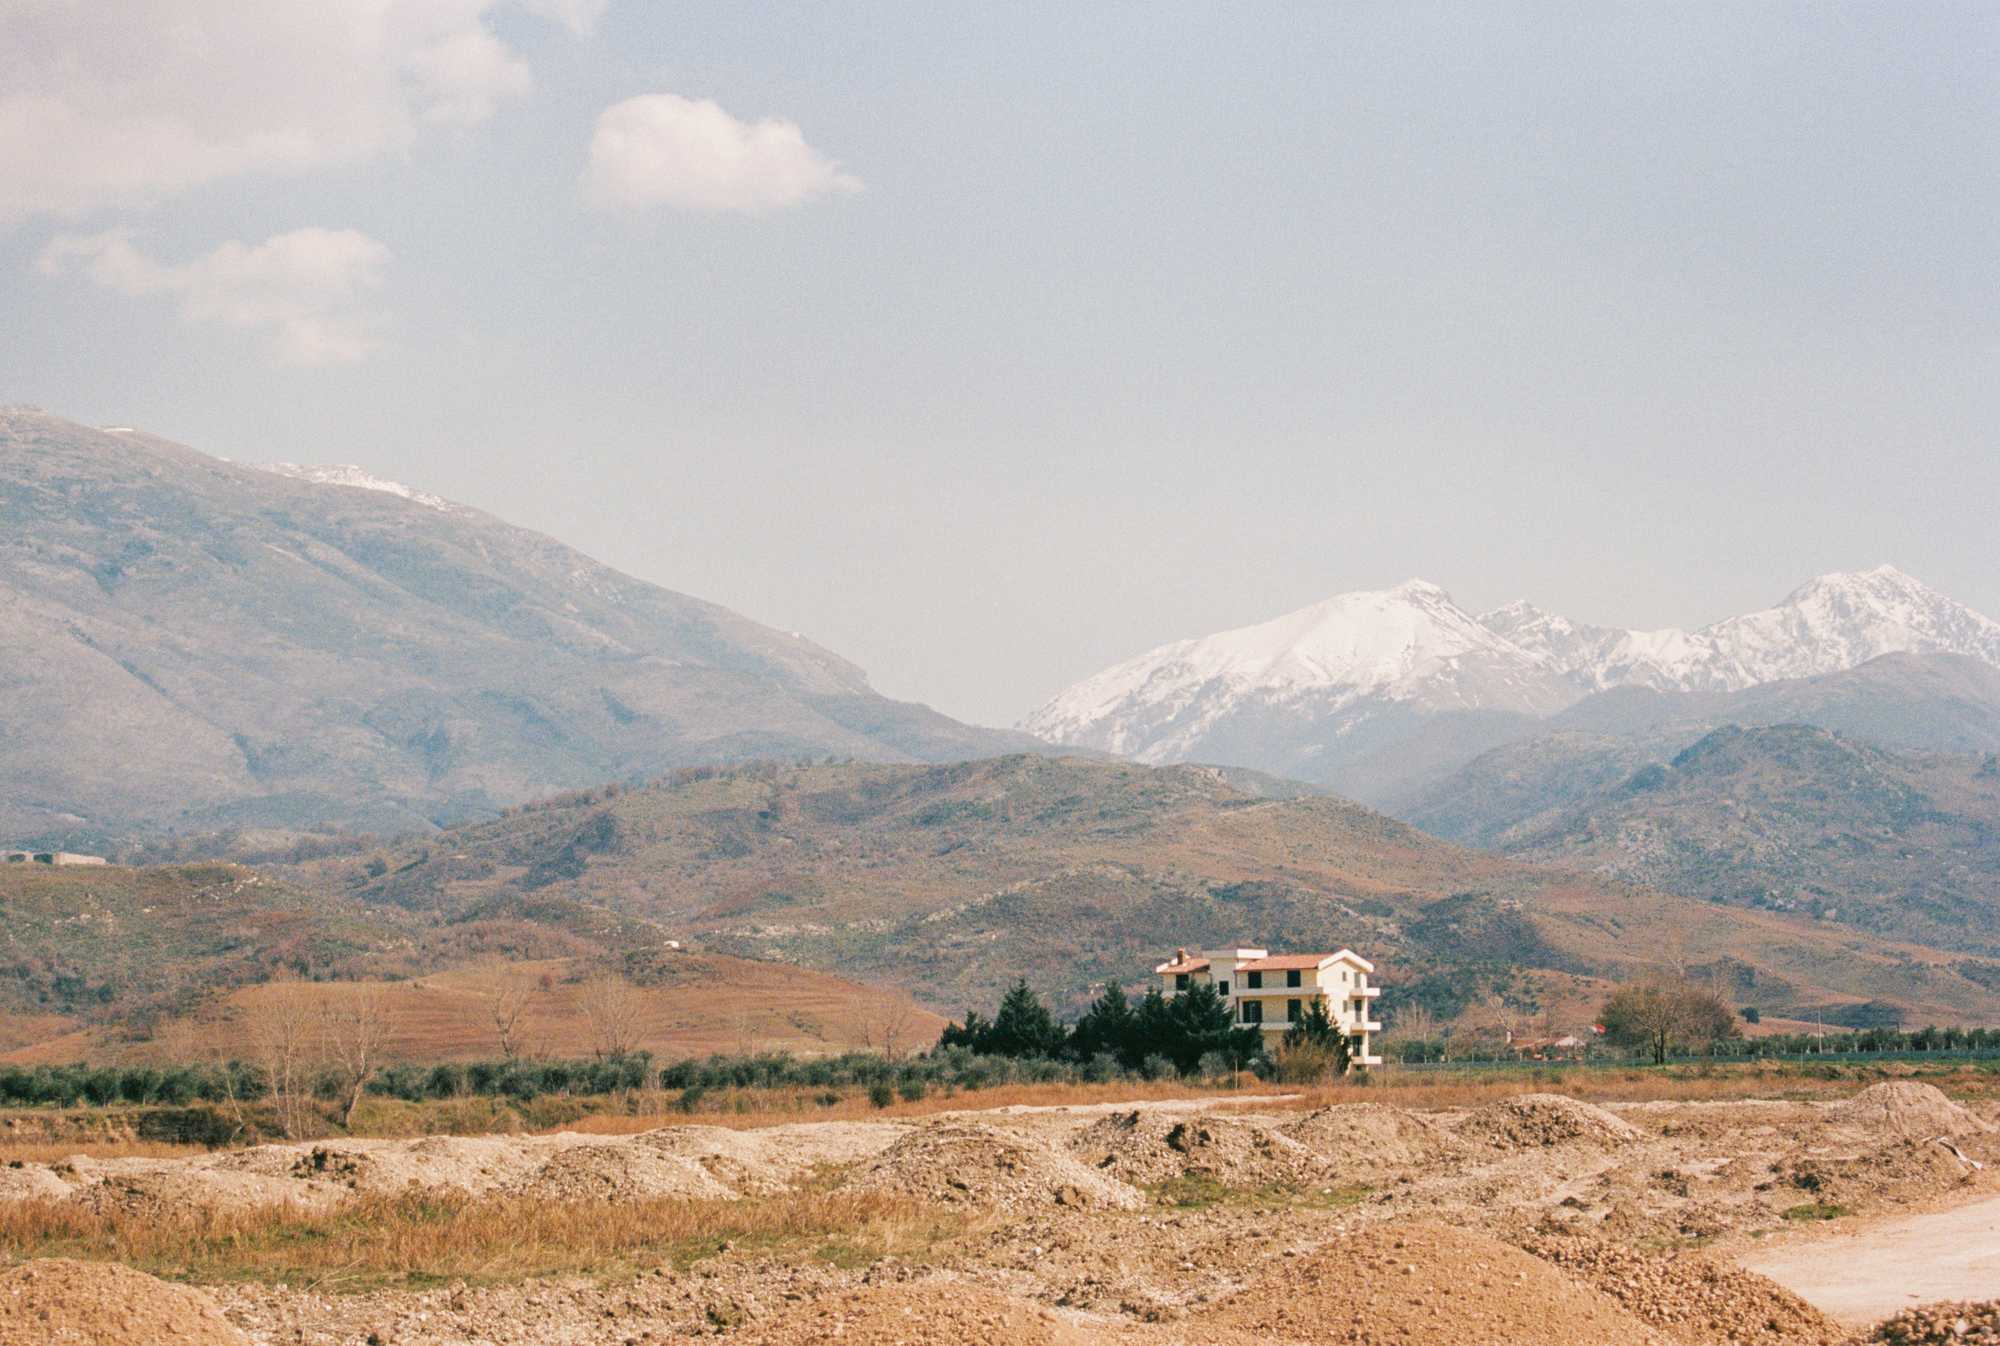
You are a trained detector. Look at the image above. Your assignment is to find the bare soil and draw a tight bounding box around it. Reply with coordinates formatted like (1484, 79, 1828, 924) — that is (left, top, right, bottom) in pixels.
(4, 1082, 1999, 1344)
(0, 1257, 247, 1345)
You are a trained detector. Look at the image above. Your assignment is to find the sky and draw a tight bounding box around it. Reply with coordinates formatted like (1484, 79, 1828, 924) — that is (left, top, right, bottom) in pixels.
(2, 2, 1995, 728)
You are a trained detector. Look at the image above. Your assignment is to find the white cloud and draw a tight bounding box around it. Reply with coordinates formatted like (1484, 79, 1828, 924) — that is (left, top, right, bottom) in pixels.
(582, 94, 863, 214)
(0, 1, 600, 221)
(39, 228, 393, 365)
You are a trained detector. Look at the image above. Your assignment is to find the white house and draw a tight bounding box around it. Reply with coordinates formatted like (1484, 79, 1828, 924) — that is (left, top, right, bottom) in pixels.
(1154, 945, 1383, 1066)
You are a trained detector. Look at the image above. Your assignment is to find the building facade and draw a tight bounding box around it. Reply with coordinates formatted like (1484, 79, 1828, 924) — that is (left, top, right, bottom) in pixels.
(1154, 945, 1382, 1066)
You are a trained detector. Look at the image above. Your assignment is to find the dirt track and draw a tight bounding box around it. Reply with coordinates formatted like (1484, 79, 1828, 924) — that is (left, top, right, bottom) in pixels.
(1739, 1195, 2000, 1325)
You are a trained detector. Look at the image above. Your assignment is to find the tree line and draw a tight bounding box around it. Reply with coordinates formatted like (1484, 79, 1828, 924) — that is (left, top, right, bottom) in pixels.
(940, 979, 1357, 1081)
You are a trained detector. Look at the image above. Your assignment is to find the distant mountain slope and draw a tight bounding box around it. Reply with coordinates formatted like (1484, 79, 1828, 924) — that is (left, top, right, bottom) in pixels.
(0, 408, 1039, 838)
(1024, 568, 2000, 804)
(1407, 654, 2000, 843)
(282, 755, 2000, 1029)
(1421, 724, 2000, 957)
(0, 861, 939, 1065)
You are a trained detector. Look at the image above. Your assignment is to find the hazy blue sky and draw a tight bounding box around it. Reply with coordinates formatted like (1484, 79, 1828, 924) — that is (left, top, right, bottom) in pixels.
(4, 3, 1995, 726)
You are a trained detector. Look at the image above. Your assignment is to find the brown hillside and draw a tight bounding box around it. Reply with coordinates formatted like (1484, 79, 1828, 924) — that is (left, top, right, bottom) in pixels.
(285, 756, 2000, 1025)
(0, 863, 937, 1064)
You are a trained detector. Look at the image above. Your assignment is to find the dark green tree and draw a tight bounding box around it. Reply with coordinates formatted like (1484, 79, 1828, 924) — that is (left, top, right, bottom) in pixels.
(985, 980, 1068, 1058)
(938, 1009, 990, 1052)
(1132, 984, 1175, 1069)
(1161, 981, 1260, 1075)
(1069, 982, 1136, 1065)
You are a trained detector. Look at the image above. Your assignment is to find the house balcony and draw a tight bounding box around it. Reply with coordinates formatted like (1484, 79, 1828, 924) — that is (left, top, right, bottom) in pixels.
(1357, 986, 1380, 998)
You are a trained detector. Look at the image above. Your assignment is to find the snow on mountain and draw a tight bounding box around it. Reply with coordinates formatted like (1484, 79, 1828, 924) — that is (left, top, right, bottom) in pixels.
(1022, 579, 1576, 761)
(1026, 566, 2000, 773)
(256, 462, 452, 511)
(1485, 565, 2000, 695)
(1696, 565, 2000, 688)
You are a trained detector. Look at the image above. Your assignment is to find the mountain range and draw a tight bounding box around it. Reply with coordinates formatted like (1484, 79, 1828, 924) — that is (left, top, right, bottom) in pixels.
(0, 408, 1039, 840)
(1024, 567, 2000, 804)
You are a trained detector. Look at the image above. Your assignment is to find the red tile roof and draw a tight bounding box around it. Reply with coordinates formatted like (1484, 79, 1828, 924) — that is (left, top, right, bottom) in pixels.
(1154, 957, 1209, 975)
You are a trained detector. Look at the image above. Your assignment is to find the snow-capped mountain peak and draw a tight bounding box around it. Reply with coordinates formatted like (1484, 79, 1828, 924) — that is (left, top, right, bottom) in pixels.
(1021, 580, 1576, 761)
(1025, 566, 2000, 772)
(1698, 564, 2000, 688)
(256, 462, 452, 511)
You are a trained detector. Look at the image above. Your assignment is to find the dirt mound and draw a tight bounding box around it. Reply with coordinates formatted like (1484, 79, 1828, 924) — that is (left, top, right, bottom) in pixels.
(0, 1258, 248, 1345)
(842, 1121, 1142, 1212)
(1282, 1103, 1465, 1177)
(1862, 1300, 2000, 1344)
(503, 1143, 738, 1201)
(1457, 1093, 1641, 1150)
(1068, 1109, 1332, 1189)
(1195, 1220, 1669, 1345)
(635, 1121, 908, 1194)
(1523, 1234, 1845, 1346)
(1765, 1137, 1983, 1212)
(1828, 1083, 1993, 1140)
(732, 1282, 1096, 1346)
(0, 1162, 73, 1201)
(66, 1165, 336, 1217)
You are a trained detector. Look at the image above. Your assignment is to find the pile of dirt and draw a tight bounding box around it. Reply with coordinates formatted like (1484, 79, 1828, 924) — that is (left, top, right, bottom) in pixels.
(0, 1257, 248, 1345)
(503, 1142, 738, 1201)
(1193, 1220, 1671, 1345)
(730, 1281, 1096, 1346)
(1521, 1234, 1846, 1346)
(842, 1122, 1142, 1212)
(1765, 1138, 1983, 1212)
(635, 1121, 909, 1194)
(1457, 1093, 1642, 1150)
(1828, 1082, 1994, 1140)
(1861, 1300, 2000, 1345)
(1281, 1103, 1465, 1178)
(1067, 1109, 1332, 1189)
(0, 1161, 73, 1201)
(64, 1163, 339, 1217)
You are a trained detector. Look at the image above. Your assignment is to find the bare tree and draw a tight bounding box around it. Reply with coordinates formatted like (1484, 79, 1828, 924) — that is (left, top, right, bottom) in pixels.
(321, 984, 390, 1129)
(1390, 1004, 1437, 1049)
(159, 1013, 250, 1145)
(477, 961, 535, 1060)
(250, 978, 321, 1140)
(861, 998, 917, 1062)
(577, 972, 644, 1059)
(1601, 974, 1741, 1065)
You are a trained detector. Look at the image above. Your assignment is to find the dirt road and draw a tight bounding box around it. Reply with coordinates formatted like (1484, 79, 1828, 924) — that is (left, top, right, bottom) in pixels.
(1737, 1195, 2000, 1324)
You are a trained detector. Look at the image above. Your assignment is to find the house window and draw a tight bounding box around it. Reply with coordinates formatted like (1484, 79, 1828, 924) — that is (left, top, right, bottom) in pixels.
(1288, 999, 1303, 1022)
(1175, 973, 1189, 991)
(1218, 979, 1229, 995)
(1286, 969, 1301, 988)
(1242, 1001, 1263, 1024)
(1246, 971, 1263, 989)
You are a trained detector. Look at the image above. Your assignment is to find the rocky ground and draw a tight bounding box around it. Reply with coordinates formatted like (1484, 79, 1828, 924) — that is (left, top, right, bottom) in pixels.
(3, 1081, 1997, 1344)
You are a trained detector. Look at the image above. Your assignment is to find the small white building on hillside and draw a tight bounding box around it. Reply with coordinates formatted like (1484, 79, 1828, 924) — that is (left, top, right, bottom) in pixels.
(1154, 945, 1382, 1066)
